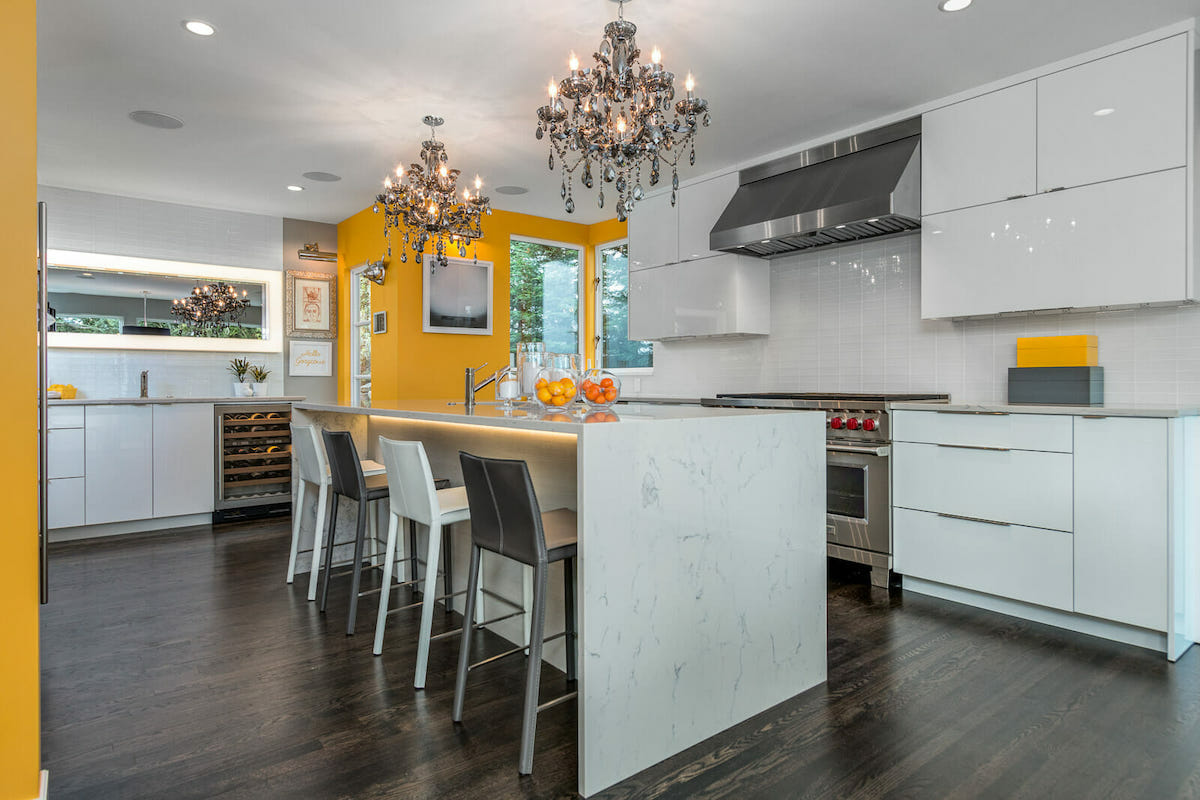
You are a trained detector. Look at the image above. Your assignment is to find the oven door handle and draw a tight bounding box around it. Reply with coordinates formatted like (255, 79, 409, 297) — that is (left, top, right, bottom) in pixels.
(826, 444, 890, 457)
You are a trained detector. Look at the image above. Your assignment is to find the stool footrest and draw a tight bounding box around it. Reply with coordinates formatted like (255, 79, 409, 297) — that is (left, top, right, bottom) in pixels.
(480, 588, 525, 612)
(537, 690, 578, 714)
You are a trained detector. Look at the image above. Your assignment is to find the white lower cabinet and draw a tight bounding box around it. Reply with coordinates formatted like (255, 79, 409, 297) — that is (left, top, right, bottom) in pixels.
(47, 477, 85, 529)
(894, 508, 1073, 611)
(1073, 416, 1168, 631)
(152, 404, 215, 517)
(47, 427, 85, 479)
(84, 405, 154, 525)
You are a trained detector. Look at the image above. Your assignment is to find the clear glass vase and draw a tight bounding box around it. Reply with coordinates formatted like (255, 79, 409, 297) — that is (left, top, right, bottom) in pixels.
(581, 368, 621, 408)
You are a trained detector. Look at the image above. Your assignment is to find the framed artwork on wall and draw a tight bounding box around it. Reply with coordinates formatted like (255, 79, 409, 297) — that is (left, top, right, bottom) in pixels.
(288, 340, 333, 376)
(422, 255, 493, 336)
(285, 270, 337, 339)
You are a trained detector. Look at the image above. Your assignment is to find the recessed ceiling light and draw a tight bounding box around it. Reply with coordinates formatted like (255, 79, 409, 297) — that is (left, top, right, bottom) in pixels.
(287, 185, 304, 192)
(79, 272, 95, 279)
(938, 0, 972, 11)
(1093, 107, 1116, 116)
(302, 171, 341, 182)
(182, 20, 216, 36)
(128, 110, 184, 129)
(494, 185, 529, 195)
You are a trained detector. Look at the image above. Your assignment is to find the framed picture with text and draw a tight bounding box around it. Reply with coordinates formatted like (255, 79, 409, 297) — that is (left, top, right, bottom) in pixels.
(288, 340, 333, 376)
(421, 255, 493, 336)
(285, 270, 337, 339)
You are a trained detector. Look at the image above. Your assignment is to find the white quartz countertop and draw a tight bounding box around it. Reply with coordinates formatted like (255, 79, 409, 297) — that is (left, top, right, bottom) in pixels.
(49, 396, 304, 405)
(890, 401, 1200, 418)
(294, 399, 794, 434)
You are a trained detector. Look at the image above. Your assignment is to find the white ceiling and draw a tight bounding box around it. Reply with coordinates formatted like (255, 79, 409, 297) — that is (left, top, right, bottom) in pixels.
(37, 0, 1200, 227)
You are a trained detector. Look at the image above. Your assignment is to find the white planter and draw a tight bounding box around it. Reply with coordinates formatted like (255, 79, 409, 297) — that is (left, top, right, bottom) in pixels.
(250, 382, 271, 397)
(231, 381, 253, 397)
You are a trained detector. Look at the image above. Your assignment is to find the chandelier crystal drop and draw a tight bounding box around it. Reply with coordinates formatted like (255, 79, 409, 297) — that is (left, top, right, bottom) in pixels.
(536, 0, 710, 220)
(171, 282, 250, 336)
(373, 115, 492, 271)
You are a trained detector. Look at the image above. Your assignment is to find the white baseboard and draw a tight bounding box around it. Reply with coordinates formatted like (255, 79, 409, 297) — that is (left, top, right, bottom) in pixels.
(49, 514, 212, 542)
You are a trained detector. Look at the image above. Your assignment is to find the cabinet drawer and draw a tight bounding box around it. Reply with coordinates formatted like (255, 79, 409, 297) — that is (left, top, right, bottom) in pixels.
(892, 410, 1072, 452)
(48, 406, 85, 429)
(48, 477, 85, 529)
(893, 442, 1073, 531)
(47, 427, 84, 479)
(894, 507, 1073, 611)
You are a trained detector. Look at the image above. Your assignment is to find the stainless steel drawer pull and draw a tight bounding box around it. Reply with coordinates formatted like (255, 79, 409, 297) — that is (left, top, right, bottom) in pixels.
(935, 410, 1010, 416)
(826, 444, 891, 457)
(937, 512, 1011, 527)
(935, 443, 1011, 452)
(1005, 194, 1027, 200)
(1081, 415, 1107, 419)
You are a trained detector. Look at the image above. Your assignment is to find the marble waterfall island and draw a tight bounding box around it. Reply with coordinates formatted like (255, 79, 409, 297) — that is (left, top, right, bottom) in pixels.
(292, 400, 828, 797)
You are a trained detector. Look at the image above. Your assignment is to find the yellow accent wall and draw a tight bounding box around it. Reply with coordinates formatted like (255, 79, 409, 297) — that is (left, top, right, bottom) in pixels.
(1, 0, 42, 797)
(337, 206, 625, 404)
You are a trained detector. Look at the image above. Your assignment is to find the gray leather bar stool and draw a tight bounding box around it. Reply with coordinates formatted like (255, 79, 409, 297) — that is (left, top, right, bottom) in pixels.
(319, 429, 390, 635)
(452, 451, 578, 776)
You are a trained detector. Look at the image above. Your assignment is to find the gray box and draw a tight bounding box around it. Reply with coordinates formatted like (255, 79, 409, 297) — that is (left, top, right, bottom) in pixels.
(1008, 366, 1104, 406)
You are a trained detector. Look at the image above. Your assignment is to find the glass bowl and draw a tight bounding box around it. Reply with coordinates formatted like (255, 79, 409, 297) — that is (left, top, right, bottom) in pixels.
(580, 368, 621, 408)
(533, 360, 580, 410)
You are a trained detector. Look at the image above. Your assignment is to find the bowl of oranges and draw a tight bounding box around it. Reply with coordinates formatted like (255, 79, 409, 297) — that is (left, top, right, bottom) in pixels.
(533, 367, 579, 410)
(580, 369, 621, 408)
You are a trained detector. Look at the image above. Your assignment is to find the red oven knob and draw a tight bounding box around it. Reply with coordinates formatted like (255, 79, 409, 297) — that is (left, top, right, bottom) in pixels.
(862, 418, 877, 432)
(830, 416, 845, 430)
(846, 418, 861, 430)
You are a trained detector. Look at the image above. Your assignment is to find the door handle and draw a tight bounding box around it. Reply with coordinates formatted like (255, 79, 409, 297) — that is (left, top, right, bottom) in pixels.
(936, 443, 1010, 452)
(937, 512, 1011, 527)
(826, 444, 890, 457)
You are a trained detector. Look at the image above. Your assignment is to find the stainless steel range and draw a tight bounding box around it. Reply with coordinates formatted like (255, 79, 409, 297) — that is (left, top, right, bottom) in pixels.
(700, 392, 949, 587)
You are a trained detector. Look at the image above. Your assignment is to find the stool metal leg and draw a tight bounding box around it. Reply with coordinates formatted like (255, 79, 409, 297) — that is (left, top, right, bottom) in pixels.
(564, 558, 577, 682)
(373, 511, 401, 655)
(286, 479, 307, 584)
(307, 483, 330, 601)
(451, 543, 483, 722)
(319, 492, 340, 612)
(414, 522, 444, 689)
(442, 525, 454, 615)
(345, 498, 368, 635)
(409, 520, 419, 586)
(519, 561, 549, 775)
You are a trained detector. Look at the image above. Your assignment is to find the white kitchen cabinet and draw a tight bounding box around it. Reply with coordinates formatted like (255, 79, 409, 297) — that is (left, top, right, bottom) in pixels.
(677, 172, 739, 261)
(1073, 416, 1169, 631)
(894, 507, 1073, 611)
(1038, 35, 1188, 193)
(922, 168, 1187, 318)
(47, 405, 85, 429)
(893, 442, 1073, 532)
(47, 427, 85, 479)
(628, 253, 769, 340)
(84, 404, 153, 525)
(47, 477, 85, 529)
(892, 409, 1072, 453)
(921, 81, 1037, 215)
(627, 190, 678, 271)
(152, 403, 215, 517)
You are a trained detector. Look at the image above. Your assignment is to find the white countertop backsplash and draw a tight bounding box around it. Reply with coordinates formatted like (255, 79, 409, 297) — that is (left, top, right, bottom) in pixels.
(49, 396, 303, 405)
(890, 401, 1200, 418)
(48, 348, 285, 400)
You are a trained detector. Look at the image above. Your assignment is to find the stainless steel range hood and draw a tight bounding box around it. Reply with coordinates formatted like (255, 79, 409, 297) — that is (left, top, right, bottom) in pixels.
(710, 118, 921, 258)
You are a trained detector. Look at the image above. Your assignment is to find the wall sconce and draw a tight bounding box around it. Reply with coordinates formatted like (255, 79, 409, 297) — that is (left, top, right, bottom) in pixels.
(298, 242, 337, 262)
(362, 258, 387, 286)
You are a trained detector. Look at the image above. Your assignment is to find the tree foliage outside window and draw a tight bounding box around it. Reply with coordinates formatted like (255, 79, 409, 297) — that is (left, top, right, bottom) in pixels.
(598, 243, 653, 369)
(510, 239, 581, 355)
(54, 315, 122, 334)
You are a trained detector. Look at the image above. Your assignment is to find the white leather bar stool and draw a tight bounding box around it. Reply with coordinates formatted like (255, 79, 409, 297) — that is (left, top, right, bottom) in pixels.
(375, 437, 512, 689)
(287, 424, 386, 601)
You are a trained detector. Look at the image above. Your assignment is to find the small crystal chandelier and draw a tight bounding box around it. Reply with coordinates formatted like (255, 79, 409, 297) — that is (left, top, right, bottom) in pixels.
(171, 282, 250, 336)
(536, 0, 710, 220)
(374, 115, 492, 271)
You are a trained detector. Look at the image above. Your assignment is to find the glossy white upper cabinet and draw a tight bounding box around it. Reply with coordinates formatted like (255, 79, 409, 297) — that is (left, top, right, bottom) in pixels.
(1038, 35, 1188, 192)
(922, 168, 1187, 318)
(629, 253, 769, 340)
(677, 172, 739, 262)
(152, 404, 214, 518)
(1073, 416, 1169, 631)
(84, 404, 153, 525)
(922, 81, 1037, 215)
(627, 191, 678, 272)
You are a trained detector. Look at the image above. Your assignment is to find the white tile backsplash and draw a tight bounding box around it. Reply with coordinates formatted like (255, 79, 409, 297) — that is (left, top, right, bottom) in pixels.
(633, 233, 1200, 407)
(49, 349, 285, 400)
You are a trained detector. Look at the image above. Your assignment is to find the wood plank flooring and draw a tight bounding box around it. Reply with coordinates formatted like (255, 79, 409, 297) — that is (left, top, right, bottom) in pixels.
(41, 520, 1200, 799)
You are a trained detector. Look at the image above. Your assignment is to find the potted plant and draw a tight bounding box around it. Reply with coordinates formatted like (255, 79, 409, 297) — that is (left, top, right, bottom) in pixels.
(228, 357, 253, 397)
(249, 364, 272, 397)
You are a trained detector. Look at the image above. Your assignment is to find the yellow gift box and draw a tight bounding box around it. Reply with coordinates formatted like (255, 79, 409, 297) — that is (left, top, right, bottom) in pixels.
(1016, 335, 1098, 368)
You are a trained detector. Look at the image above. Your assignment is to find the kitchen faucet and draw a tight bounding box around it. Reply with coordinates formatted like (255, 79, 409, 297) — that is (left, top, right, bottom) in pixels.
(463, 363, 496, 412)
(140, 370, 149, 398)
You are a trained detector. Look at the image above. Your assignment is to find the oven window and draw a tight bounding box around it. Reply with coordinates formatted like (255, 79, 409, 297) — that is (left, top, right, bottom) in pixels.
(828, 464, 866, 519)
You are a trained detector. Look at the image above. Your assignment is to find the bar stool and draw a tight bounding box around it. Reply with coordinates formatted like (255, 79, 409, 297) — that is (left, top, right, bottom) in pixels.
(375, 437, 488, 688)
(286, 424, 385, 601)
(319, 429, 390, 635)
(452, 451, 578, 776)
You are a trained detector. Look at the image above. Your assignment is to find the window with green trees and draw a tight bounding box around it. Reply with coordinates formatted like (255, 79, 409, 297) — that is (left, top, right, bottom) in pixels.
(509, 238, 582, 355)
(596, 242, 652, 369)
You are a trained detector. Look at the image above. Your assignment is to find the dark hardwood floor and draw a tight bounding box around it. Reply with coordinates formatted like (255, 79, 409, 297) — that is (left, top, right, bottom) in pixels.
(41, 521, 1200, 800)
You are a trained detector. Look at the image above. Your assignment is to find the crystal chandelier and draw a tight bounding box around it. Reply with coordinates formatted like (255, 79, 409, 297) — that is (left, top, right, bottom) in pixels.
(536, 0, 710, 220)
(374, 115, 492, 270)
(171, 282, 250, 336)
